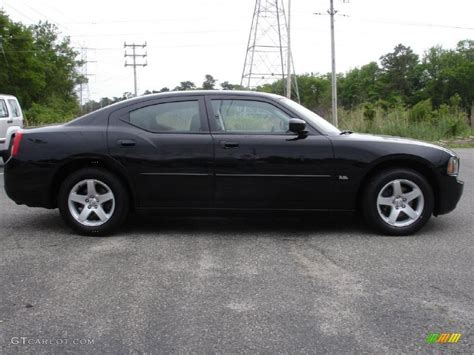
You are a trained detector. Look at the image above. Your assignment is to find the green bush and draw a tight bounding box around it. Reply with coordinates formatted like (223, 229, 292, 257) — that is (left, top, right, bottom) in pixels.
(339, 100, 471, 142)
(409, 99, 433, 123)
(25, 96, 77, 126)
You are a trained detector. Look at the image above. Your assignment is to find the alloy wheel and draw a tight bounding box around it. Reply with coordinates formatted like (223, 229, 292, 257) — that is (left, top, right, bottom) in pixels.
(67, 179, 115, 227)
(376, 179, 425, 228)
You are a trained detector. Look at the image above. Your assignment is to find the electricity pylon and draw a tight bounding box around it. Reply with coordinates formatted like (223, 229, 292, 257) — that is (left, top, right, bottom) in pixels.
(241, 0, 300, 102)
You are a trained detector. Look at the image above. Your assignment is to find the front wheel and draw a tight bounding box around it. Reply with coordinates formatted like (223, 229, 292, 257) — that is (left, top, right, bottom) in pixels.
(58, 168, 129, 236)
(362, 169, 434, 236)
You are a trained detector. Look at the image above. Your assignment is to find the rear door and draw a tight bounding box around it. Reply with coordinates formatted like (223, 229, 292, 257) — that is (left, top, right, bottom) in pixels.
(7, 98, 23, 128)
(107, 95, 214, 208)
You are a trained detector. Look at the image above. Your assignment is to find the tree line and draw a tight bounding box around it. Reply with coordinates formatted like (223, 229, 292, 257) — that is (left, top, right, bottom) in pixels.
(86, 41, 474, 126)
(0, 11, 84, 124)
(0, 10, 472, 128)
(260, 41, 473, 123)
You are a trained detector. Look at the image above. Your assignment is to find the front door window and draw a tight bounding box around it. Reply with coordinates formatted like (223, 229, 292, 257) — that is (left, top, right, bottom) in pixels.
(211, 99, 290, 134)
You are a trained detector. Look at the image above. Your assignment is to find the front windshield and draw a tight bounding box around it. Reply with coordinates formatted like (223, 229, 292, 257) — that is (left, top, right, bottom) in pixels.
(279, 98, 341, 135)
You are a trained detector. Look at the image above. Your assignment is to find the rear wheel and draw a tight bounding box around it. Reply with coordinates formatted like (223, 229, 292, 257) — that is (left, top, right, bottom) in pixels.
(58, 168, 129, 236)
(362, 168, 434, 235)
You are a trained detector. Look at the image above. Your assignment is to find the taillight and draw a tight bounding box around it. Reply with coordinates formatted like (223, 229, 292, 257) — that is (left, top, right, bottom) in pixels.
(11, 131, 23, 157)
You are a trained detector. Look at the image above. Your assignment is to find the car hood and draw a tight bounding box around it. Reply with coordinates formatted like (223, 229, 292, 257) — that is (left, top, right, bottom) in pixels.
(345, 133, 457, 157)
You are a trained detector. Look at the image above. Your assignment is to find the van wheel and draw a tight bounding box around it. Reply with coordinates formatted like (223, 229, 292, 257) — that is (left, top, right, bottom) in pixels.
(362, 168, 434, 236)
(58, 168, 129, 236)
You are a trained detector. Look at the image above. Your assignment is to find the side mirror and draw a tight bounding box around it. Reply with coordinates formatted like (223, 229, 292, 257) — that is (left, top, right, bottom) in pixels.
(289, 118, 307, 134)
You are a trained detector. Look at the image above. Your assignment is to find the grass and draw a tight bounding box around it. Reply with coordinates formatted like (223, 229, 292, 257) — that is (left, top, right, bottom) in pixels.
(338, 105, 473, 146)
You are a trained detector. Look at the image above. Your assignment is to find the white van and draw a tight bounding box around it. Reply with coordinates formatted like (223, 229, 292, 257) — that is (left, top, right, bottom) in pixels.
(0, 94, 24, 162)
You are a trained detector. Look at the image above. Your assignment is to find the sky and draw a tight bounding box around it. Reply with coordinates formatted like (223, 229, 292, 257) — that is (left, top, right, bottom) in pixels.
(2, 0, 473, 101)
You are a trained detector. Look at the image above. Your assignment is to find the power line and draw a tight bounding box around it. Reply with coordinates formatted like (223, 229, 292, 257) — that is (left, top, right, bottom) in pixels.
(61, 16, 250, 25)
(354, 17, 474, 31)
(2, 2, 36, 23)
(22, 2, 69, 31)
(68, 29, 242, 38)
(4, 42, 247, 53)
(124, 42, 147, 97)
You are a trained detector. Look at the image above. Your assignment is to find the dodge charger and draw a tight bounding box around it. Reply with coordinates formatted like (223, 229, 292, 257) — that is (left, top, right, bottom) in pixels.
(4, 91, 464, 235)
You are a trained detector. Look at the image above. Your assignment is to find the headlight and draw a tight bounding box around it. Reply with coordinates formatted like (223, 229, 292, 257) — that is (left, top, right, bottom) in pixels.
(447, 156, 459, 176)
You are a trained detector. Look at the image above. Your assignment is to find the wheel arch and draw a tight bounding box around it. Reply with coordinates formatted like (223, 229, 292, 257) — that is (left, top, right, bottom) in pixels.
(50, 156, 136, 210)
(356, 156, 440, 215)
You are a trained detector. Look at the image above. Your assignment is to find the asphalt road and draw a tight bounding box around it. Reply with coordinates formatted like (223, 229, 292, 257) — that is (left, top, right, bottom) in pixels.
(0, 150, 473, 354)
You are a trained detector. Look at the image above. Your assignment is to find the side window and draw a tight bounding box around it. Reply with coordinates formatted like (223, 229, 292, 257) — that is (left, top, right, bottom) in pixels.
(7, 100, 21, 117)
(211, 99, 290, 133)
(0, 100, 8, 118)
(129, 101, 202, 133)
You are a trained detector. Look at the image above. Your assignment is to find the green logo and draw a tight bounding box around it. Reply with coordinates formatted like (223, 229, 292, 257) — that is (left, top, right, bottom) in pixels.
(426, 333, 461, 344)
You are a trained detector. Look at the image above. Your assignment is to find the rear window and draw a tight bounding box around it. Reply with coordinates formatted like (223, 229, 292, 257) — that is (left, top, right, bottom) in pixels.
(0, 100, 8, 118)
(7, 99, 21, 117)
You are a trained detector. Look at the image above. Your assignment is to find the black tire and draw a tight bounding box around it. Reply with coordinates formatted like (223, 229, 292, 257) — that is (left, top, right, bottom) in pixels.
(362, 168, 434, 236)
(58, 168, 129, 236)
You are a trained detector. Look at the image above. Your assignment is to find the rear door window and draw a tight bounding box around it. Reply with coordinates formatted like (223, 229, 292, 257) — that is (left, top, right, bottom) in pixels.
(129, 100, 203, 133)
(7, 99, 21, 117)
(0, 100, 8, 118)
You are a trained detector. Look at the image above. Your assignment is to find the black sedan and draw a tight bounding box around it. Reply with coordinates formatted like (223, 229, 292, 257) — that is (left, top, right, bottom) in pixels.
(4, 91, 463, 236)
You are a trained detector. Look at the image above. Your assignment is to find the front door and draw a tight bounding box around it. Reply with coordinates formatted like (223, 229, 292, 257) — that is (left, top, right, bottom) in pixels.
(206, 96, 335, 210)
(107, 96, 214, 208)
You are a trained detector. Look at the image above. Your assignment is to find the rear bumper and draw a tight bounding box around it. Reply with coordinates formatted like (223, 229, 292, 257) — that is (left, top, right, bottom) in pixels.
(435, 176, 464, 216)
(4, 158, 56, 208)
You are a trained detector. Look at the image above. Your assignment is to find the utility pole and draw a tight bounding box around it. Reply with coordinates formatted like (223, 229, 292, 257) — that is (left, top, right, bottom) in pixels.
(328, 0, 338, 127)
(124, 42, 147, 97)
(286, 0, 292, 99)
(316, 0, 350, 126)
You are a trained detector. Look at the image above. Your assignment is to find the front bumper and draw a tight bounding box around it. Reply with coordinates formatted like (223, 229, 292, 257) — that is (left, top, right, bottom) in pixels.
(435, 176, 464, 216)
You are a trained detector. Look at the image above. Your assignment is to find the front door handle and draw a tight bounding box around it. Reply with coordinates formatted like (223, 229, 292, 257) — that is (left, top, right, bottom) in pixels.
(117, 139, 136, 147)
(220, 141, 239, 149)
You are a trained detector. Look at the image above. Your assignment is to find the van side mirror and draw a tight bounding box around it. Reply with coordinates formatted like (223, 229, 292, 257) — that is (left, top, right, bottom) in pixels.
(289, 118, 307, 134)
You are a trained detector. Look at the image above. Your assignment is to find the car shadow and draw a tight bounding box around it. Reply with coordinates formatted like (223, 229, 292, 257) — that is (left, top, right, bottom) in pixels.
(120, 211, 369, 237)
(4, 209, 441, 239)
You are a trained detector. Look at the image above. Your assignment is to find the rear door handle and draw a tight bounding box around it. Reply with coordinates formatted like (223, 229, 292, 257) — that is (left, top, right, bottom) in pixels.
(220, 141, 239, 149)
(117, 139, 136, 147)
(7, 119, 13, 124)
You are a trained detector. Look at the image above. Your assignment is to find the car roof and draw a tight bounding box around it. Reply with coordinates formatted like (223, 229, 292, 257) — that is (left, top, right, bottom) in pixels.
(121, 90, 284, 105)
(68, 90, 287, 126)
